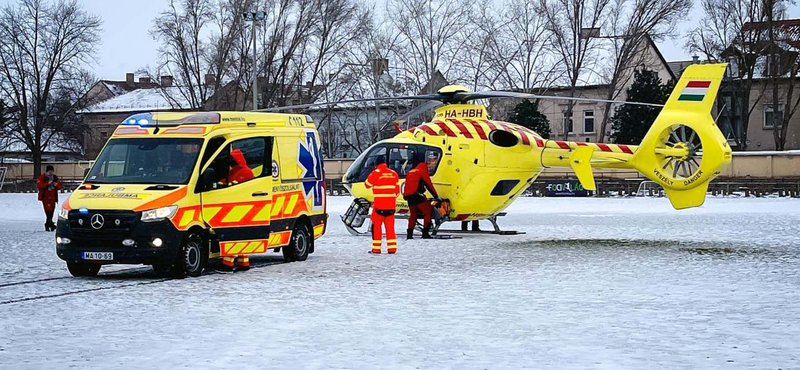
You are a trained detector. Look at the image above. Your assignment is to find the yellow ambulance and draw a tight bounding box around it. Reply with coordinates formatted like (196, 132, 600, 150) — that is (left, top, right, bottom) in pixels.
(55, 111, 327, 277)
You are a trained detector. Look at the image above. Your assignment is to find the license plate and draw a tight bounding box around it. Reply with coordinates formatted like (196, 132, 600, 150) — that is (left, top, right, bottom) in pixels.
(82, 252, 113, 261)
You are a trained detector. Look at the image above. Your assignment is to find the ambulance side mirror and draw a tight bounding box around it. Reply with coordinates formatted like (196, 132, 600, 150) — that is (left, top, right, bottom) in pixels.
(200, 168, 216, 192)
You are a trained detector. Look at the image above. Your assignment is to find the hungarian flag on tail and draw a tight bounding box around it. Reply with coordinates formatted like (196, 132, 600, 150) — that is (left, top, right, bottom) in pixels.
(678, 81, 711, 101)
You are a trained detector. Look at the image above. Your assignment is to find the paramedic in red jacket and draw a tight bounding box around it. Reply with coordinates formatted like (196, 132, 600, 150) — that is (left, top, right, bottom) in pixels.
(365, 157, 400, 254)
(36, 165, 63, 231)
(403, 161, 439, 239)
(221, 148, 255, 270)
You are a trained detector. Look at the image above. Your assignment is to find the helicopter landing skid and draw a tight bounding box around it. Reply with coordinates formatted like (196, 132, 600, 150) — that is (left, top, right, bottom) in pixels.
(436, 214, 525, 235)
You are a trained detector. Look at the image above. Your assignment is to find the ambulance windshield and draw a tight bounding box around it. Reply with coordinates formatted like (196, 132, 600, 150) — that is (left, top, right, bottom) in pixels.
(87, 138, 203, 184)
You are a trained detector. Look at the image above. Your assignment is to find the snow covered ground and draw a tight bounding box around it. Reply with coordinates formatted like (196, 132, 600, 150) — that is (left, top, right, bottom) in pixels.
(0, 194, 799, 369)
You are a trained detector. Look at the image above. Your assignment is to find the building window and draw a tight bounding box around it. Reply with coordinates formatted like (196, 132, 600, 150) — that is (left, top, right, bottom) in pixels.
(584, 110, 595, 133)
(764, 103, 784, 129)
(563, 112, 573, 133)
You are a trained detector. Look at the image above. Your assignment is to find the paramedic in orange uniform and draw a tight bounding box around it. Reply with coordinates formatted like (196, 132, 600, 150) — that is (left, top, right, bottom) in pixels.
(221, 149, 254, 270)
(403, 158, 439, 239)
(364, 157, 400, 254)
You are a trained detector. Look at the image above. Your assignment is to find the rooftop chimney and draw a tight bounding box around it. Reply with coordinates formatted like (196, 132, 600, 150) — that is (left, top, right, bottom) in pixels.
(205, 74, 216, 86)
(160, 75, 174, 87)
(692, 55, 700, 64)
(139, 76, 151, 85)
(126, 73, 134, 86)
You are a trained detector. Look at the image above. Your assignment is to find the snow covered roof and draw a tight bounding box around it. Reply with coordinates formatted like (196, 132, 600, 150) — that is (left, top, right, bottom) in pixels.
(78, 87, 199, 114)
(102, 81, 132, 96)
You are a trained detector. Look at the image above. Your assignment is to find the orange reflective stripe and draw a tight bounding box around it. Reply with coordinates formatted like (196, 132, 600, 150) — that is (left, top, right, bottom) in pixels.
(133, 187, 187, 212)
(373, 185, 397, 190)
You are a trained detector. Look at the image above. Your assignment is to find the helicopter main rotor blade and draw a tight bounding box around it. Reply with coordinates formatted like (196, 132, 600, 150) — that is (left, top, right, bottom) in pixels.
(255, 94, 442, 112)
(459, 91, 664, 108)
(378, 100, 444, 132)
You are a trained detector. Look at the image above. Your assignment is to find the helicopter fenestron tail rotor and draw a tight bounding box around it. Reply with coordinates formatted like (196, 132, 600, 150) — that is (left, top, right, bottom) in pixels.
(627, 63, 731, 209)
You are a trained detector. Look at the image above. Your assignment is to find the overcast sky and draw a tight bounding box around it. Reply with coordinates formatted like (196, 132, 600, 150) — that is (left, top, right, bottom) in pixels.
(1, 0, 799, 81)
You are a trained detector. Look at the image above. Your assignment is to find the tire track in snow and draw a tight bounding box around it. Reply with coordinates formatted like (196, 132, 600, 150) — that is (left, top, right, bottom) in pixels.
(0, 260, 284, 305)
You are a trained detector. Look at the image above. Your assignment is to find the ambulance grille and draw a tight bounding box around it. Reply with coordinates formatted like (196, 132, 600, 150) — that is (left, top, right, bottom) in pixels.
(68, 210, 139, 240)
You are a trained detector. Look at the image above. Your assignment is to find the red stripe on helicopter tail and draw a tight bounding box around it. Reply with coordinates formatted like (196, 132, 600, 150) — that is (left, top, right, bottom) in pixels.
(515, 127, 530, 145)
(499, 123, 514, 133)
(534, 137, 544, 147)
(434, 121, 457, 137)
(576, 142, 588, 146)
(450, 119, 474, 138)
(596, 143, 613, 152)
(407, 127, 417, 133)
(419, 125, 437, 135)
(467, 119, 487, 139)
(618, 144, 634, 154)
(455, 214, 470, 221)
(556, 141, 570, 149)
(486, 121, 498, 131)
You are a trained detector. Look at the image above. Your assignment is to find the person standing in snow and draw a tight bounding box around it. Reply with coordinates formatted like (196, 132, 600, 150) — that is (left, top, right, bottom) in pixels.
(36, 165, 62, 231)
(365, 156, 399, 254)
(403, 156, 440, 239)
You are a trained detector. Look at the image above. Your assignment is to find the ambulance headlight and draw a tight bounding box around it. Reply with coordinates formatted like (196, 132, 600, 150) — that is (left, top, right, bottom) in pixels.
(141, 205, 178, 222)
(58, 208, 69, 220)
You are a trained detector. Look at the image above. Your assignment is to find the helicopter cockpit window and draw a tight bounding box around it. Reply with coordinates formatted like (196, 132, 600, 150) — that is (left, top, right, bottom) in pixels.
(357, 146, 387, 181)
(343, 143, 443, 184)
(424, 150, 442, 176)
(388, 147, 416, 177)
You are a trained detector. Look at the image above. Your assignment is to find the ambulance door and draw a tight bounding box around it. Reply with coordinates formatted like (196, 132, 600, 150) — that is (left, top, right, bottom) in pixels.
(200, 136, 274, 256)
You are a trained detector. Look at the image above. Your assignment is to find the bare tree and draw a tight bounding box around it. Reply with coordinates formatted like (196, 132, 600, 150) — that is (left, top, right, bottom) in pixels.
(686, 0, 771, 150)
(538, 0, 611, 140)
(387, 0, 474, 93)
(0, 0, 101, 177)
(594, 0, 691, 142)
(151, 0, 222, 109)
(492, 0, 562, 92)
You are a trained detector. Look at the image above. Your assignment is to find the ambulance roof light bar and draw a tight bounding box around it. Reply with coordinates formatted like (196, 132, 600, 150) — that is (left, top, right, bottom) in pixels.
(121, 112, 221, 126)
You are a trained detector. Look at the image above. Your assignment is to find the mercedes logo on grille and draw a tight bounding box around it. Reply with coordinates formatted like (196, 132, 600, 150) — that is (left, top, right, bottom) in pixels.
(91, 214, 105, 229)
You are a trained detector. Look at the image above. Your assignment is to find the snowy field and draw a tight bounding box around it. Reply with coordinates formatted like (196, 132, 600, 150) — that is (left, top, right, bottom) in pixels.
(0, 194, 799, 369)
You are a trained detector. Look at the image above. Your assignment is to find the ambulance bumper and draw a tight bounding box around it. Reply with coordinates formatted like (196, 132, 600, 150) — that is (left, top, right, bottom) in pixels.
(55, 218, 184, 265)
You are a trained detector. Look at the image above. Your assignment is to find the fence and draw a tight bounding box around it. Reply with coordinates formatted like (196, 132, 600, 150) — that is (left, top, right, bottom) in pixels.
(2, 153, 799, 195)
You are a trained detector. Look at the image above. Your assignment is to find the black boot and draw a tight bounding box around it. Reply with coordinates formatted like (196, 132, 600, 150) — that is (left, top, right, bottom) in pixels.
(406, 229, 414, 240)
(422, 225, 432, 239)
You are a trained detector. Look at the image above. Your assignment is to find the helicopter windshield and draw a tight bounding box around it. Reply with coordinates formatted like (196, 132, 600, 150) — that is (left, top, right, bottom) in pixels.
(344, 143, 442, 183)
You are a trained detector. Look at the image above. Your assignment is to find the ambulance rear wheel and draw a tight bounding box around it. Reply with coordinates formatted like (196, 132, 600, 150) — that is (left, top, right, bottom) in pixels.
(172, 232, 207, 278)
(283, 223, 310, 262)
(67, 262, 101, 277)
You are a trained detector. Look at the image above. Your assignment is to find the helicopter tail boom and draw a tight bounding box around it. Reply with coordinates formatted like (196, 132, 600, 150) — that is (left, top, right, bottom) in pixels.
(540, 63, 731, 209)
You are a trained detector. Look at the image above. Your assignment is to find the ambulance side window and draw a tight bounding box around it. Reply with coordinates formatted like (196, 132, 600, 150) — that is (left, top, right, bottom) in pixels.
(205, 146, 230, 189)
(205, 138, 266, 190)
(231, 138, 266, 179)
(201, 137, 226, 169)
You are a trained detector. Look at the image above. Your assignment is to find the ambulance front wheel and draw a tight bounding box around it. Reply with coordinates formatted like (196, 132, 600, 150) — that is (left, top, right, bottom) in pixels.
(66, 262, 101, 277)
(172, 232, 208, 278)
(283, 223, 310, 262)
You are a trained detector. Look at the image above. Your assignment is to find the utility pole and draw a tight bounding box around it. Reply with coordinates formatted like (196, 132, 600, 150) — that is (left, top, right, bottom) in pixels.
(243, 11, 266, 110)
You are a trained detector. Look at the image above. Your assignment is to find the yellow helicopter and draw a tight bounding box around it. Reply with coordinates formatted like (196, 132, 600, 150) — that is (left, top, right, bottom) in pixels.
(267, 63, 732, 236)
